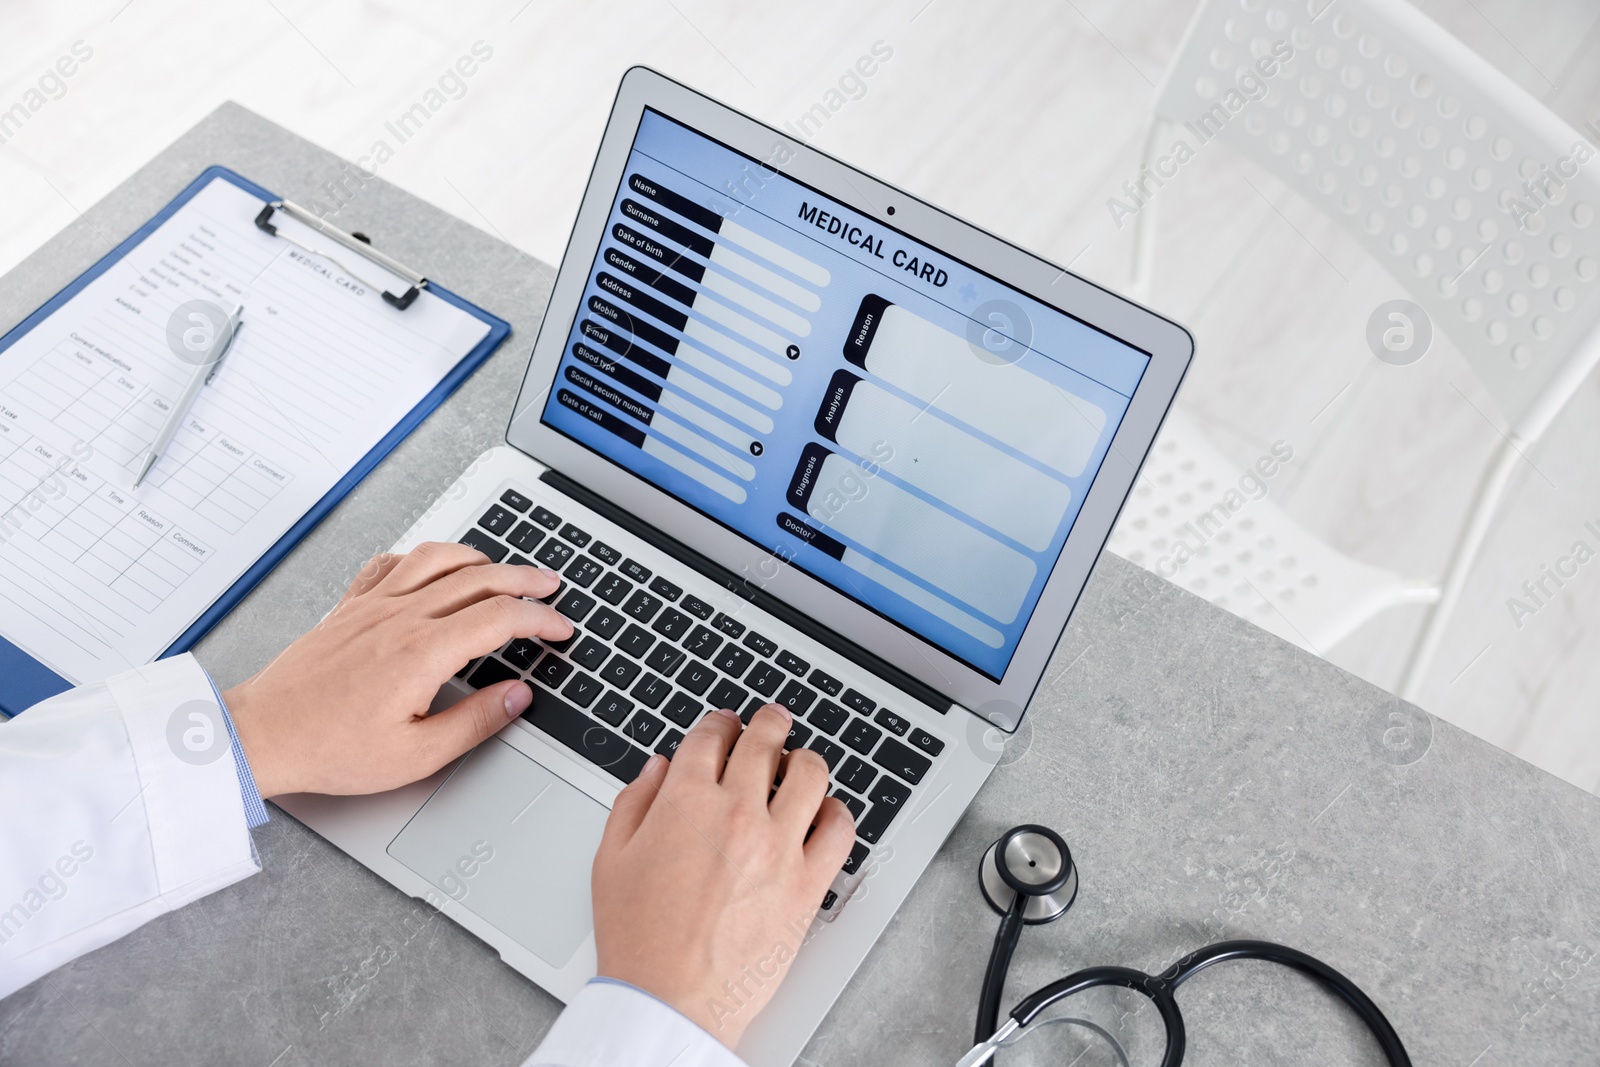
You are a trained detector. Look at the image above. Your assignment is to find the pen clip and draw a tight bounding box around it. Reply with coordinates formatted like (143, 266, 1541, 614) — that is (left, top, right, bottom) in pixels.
(254, 199, 427, 310)
(204, 320, 241, 385)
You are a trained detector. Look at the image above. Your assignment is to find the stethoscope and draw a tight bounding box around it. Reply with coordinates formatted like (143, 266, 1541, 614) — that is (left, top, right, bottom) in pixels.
(957, 824, 1413, 1067)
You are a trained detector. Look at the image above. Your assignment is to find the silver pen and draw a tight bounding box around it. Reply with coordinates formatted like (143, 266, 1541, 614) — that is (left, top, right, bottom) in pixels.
(133, 304, 243, 488)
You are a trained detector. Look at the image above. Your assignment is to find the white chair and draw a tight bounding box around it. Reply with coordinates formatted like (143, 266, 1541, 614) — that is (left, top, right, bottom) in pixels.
(1123, 0, 1600, 697)
(1106, 408, 1437, 653)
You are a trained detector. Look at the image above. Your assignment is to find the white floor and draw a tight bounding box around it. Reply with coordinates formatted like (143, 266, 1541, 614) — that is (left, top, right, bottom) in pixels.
(2, 0, 1597, 791)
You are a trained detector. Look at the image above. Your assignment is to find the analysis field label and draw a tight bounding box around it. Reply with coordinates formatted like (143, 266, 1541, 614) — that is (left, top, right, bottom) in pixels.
(787, 444, 1036, 624)
(844, 295, 1108, 477)
(814, 370, 1071, 552)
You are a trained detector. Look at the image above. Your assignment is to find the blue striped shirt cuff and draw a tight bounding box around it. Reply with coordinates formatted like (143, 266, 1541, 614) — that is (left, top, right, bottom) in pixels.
(206, 673, 270, 829)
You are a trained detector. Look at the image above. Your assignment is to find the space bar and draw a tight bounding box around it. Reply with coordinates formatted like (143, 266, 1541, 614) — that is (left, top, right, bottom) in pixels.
(520, 689, 648, 783)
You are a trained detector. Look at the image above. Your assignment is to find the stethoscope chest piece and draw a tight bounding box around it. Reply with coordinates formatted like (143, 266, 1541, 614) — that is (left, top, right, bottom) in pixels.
(979, 824, 1077, 924)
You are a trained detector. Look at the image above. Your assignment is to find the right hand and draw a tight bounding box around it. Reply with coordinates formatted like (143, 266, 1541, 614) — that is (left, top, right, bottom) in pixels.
(592, 704, 856, 1047)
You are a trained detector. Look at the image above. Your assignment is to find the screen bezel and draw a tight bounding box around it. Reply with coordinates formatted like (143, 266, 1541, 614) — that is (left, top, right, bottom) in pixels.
(507, 66, 1193, 728)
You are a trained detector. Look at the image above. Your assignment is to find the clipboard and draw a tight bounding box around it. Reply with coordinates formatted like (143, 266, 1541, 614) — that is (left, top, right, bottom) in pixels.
(0, 166, 510, 716)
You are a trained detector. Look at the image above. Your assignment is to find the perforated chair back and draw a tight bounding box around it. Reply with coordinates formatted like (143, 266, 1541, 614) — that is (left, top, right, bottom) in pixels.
(1152, 0, 1600, 427)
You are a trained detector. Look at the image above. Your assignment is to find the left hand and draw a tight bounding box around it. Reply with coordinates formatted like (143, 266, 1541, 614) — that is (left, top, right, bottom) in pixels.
(224, 542, 572, 797)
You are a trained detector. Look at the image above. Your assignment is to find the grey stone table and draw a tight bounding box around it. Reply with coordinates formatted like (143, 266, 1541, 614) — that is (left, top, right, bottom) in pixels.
(3, 103, 1597, 1067)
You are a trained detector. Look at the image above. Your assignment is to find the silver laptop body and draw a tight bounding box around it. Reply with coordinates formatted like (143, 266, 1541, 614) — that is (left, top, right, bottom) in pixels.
(279, 66, 1192, 1066)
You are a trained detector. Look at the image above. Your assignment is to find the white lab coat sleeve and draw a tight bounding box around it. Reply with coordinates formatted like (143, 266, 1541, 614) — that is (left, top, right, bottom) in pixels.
(525, 979, 749, 1067)
(0, 654, 258, 1000)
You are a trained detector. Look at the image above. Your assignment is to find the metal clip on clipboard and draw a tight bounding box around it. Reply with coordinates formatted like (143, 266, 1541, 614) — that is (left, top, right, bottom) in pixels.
(253, 199, 427, 310)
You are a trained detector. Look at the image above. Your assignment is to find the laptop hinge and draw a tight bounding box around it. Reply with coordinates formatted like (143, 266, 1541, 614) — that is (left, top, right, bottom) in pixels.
(540, 469, 954, 714)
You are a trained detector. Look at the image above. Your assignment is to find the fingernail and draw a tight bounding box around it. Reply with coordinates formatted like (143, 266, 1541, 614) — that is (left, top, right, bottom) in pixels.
(715, 706, 741, 720)
(769, 702, 791, 722)
(539, 568, 560, 580)
(503, 681, 533, 719)
(642, 754, 664, 774)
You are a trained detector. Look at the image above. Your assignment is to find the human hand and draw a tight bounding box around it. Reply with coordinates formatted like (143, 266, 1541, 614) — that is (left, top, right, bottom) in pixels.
(591, 704, 856, 1047)
(224, 542, 573, 798)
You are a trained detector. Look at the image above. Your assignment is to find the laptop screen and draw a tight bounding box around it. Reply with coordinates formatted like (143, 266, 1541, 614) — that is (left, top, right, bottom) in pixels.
(540, 109, 1150, 680)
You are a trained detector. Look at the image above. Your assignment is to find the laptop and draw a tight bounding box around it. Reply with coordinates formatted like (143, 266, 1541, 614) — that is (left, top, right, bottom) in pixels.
(277, 66, 1192, 1065)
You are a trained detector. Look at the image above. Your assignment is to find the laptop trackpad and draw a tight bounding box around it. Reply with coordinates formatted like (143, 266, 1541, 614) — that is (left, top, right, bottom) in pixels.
(387, 738, 608, 968)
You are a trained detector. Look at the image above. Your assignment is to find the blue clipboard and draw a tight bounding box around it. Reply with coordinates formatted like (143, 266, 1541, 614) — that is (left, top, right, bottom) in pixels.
(0, 166, 510, 716)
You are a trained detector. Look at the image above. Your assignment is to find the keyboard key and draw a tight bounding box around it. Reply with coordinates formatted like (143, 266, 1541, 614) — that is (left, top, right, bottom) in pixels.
(507, 554, 534, 568)
(479, 504, 516, 536)
(545, 627, 578, 653)
(561, 672, 603, 708)
(532, 655, 573, 689)
(500, 489, 532, 513)
(677, 661, 717, 696)
(873, 737, 933, 785)
(841, 718, 882, 755)
(467, 657, 519, 689)
(775, 680, 817, 716)
(508, 521, 545, 553)
(565, 556, 604, 588)
(624, 711, 665, 746)
(662, 691, 702, 727)
(589, 607, 625, 640)
(520, 689, 645, 783)
(833, 790, 865, 822)
(859, 777, 912, 843)
(680, 594, 714, 620)
(601, 654, 642, 689)
(684, 625, 723, 660)
(624, 589, 663, 623)
(739, 697, 767, 724)
(559, 523, 591, 547)
(741, 631, 777, 657)
(645, 643, 686, 677)
(535, 540, 575, 569)
(836, 756, 876, 794)
(841, 688, 876, 715)
(821, 889, 838, 911)
(458, 528, 507, 563)
(707, 678, 748, 711)
(656, 729, 685, 758)
(784, 720, 813, 751)
(555, 588, 596, 622)
(712, 645, 754, 678)
(503, 638, 541, 671)
(616, 624, 655, 659)
(456, 658, 479, 680)
(873, 708, 910, 736)
(909, 728, 945, 757)
(808, 736, 845, 769)
(538, 579, 565, 604)
(631, 673, 671, 709)
(808, 669, 842, 696)
(591, 541, 622, 566)
(648, 576, 682, 601)
(620, 558, 652, 582)
(712, 612, 745, 638)
(593, 691, 634, 726)
(594, 573, 633, 605)
(842, 841, 871, 875)
(530, 505, 562, 530)
(776, 650, 809, 676)
(571, 636, 610, 671)
(651, 607, 692, 641)
(808, 700, 848, 736)
(747, 663, 785, 698)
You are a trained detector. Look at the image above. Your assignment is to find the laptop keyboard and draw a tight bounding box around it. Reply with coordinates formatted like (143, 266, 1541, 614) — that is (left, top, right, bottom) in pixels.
(452, 486, 949, 915)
